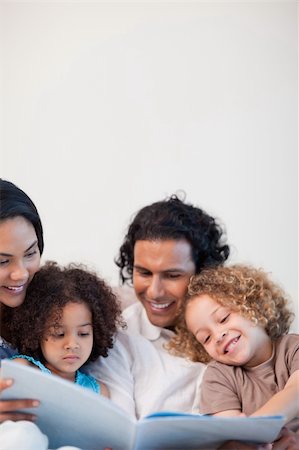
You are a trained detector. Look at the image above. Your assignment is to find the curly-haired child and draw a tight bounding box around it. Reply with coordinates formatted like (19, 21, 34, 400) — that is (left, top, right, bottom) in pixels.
(169, 264, 299, 428)
(6, 261, 124, 397)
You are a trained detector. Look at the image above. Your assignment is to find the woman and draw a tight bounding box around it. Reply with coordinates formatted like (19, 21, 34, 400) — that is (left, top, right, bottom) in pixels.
(0, 180, 86, 450)
(0, 178, 44, 422)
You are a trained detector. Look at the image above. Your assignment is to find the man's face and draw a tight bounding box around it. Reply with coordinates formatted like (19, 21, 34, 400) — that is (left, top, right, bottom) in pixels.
(133, 239, 196, 329)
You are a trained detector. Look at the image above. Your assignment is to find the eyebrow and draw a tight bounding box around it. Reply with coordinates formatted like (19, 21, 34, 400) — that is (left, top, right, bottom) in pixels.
(194, 306, 222, 336)
(0, 240, 38, 257)
(211, 306, 222, 317)
(134, 264, 186, 273)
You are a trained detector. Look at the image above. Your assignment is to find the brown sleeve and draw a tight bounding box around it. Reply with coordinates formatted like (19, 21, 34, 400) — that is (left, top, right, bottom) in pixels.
(285, 334, 299, 375)
(199, 362, 241, 415)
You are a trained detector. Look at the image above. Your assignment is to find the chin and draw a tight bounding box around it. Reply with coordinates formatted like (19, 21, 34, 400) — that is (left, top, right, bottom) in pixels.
(2, 297, 25, 308)
(150, 316, 173, 329)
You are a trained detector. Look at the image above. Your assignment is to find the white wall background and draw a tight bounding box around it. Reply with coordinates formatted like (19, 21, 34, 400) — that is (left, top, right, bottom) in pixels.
(1, 1, 298, 330)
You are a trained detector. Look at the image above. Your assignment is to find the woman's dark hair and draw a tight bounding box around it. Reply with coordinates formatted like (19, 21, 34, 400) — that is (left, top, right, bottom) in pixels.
(116, 194, 229, 284)
(7, 261, 125, 363)
(0, 179, 44, 255)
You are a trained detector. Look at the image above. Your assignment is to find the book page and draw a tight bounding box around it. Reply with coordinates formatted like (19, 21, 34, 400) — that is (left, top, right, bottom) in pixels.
(1, 360, 284, 450)
(1, 360, 136, 450)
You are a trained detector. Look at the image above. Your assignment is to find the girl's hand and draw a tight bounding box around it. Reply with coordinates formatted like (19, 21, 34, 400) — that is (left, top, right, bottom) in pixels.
(0, 377, 39, 422)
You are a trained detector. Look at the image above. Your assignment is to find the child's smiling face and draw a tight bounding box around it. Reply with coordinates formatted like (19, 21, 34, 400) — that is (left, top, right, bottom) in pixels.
(185, 294, 272, 368)
(41, 301, 93, 381)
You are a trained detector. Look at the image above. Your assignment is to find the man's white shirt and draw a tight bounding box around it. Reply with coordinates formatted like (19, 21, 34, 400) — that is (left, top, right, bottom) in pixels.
(87, 302, 206, 419)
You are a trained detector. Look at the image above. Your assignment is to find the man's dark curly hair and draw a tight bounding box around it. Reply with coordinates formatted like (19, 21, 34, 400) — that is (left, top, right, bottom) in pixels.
(116, 194, 230, 284)
(7, 261, 124, 364)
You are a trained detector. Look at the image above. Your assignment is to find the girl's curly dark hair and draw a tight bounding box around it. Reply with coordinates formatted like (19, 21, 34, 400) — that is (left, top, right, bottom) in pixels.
(168, 264, 294, 363)
(115, 194, 229, 284)
(7, 261, 125, 364)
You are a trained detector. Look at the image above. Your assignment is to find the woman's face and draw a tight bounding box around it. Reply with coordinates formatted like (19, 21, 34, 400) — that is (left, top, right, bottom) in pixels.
(0, 216, 41, 308)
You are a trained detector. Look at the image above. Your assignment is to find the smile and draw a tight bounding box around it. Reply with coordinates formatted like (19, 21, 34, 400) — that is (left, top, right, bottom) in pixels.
(224, 336, 240, 354)
(4, 284, 26, 294)
(150, 301, 173, 310)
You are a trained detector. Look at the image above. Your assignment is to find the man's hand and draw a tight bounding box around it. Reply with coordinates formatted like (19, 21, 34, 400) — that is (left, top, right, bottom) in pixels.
(218, 441, 272, 450)
(272, 427, 299, 450)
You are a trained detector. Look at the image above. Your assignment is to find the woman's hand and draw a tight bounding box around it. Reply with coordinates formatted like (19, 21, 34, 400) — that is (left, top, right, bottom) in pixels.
(0, 377, 39, 422)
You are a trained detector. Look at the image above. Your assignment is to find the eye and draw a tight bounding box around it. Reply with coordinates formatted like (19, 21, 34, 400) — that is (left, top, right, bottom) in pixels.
(48, 331, 64, 339)
(203, 335, 211, 344)
(0, 259, 9, 266)
(220, 314, 230, 323)
(79, 332, 91, 337)
(165, 273, 181, 280)
(25, 250, 37, 258)
(136, 268, 151, 277)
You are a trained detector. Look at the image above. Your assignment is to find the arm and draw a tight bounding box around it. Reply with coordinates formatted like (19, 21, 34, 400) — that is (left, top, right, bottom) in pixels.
(214, 410, 245, 417)
(99, 381, 109, 398)
(251, 370, 299, 424)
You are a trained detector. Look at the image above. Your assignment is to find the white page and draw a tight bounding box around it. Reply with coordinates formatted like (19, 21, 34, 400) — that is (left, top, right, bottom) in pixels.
(1, 360, 136, 449)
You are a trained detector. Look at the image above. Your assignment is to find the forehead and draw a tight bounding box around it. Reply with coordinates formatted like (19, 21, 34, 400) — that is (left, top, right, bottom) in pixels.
(0, 216, 37, 250)
(187, 294, 220, 313)
(134, 239, 195, 271)
(50, 302, 92, 325)
(186, 294, 223, 328)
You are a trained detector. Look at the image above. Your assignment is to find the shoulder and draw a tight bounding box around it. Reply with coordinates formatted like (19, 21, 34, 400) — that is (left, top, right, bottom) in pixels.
(0, 338, 18, 360)
(275, 334, 299, 371)
(10, 357, 31, 366)
(275, 334, 299, 354)
(122, 302, 143, 324)
(203, 361, 241, 387)
(204, 360, 234, 376)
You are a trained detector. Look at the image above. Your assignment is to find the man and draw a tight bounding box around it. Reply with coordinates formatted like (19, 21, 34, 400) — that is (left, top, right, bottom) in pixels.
(91, 195, 297, 449)
(92, 195, 229, 415)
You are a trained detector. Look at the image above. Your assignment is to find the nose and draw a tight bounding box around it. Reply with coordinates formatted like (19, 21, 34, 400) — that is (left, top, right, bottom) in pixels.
(64, 336, 79, 350)
(147, 275, 165, 300)
(216, 330, 228, 344)
(10, 261, 29, 282)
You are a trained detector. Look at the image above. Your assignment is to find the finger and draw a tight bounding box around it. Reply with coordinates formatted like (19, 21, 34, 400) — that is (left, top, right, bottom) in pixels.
(0, 378, 14, 392)
(0, 399, 39, 412)
(0, 412, 37, 422)
(272, 437, 298, 450)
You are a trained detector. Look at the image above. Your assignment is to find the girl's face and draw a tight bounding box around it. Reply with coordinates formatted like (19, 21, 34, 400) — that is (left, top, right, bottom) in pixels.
(185, 294, 272, 368)
(41, 302, 93, 381)
(0, 216, 41, 308)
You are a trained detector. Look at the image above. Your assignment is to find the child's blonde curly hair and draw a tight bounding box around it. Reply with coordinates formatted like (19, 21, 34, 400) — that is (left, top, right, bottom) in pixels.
(168, 264, 294, 363)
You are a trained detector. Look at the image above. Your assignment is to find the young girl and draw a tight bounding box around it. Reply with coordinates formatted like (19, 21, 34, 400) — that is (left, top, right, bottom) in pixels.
(169, 264, 299, 428)
(5, 261, 124, 397)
